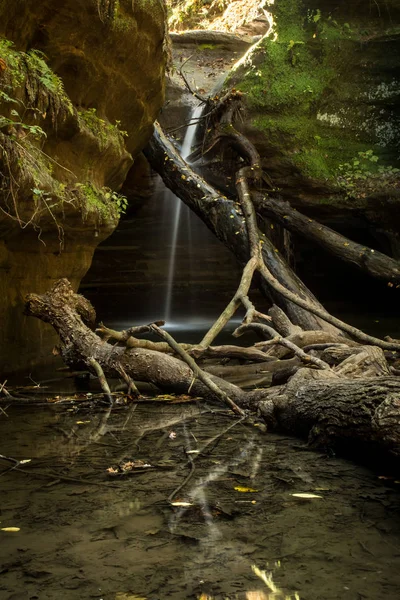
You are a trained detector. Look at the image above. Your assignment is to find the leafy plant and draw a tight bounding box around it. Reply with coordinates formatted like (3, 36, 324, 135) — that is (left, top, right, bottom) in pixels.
(105, 188, 128, 215)
(337, 150, 399, 198)
(0, 110, 46, 140)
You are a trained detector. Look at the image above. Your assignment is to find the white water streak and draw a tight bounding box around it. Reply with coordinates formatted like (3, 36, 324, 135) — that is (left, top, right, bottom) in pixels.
(164, 105, 204, 323)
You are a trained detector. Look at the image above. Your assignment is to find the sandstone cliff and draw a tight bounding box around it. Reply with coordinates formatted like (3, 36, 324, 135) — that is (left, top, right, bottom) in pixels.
(0, 0, 168, 373)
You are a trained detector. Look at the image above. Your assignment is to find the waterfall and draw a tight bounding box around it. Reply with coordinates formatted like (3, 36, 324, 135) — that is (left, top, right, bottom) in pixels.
(164, 104, 204, 324)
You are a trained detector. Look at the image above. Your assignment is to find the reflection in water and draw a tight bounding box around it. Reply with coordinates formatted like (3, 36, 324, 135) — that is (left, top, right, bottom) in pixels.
(1, 402, 400, 599)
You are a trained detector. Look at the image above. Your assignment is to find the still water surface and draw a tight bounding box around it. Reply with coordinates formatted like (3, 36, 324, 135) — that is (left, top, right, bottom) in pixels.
(1, 399, 400, 599)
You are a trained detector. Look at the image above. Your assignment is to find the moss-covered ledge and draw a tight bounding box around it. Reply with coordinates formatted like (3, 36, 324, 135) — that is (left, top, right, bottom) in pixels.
(226, 0, 400, 225)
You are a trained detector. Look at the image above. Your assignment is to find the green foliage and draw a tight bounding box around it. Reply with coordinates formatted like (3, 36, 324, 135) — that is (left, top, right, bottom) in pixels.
(78, 108, 128, 150)
(0, 108, 47, 140)
(337, 150, 400, 198)
(77, 182, 128, 219)
(0, 37, 73, 118)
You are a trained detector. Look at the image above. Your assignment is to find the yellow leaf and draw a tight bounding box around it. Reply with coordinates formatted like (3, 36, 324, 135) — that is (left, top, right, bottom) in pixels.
(291, 493, 322, 499)
(1, 527, 20, 532)
(234, 486, 258, 493)
(170, 501, 193, 507)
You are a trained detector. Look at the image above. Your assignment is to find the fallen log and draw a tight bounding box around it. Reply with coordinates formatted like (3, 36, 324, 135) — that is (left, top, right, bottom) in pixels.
(254, 195, 400, 285)
(24, 279, 400, 462)
(145, 121, 400, 353)
(24, 279, 266, 409)
(169, 29, 254, 50)
(257, 369, 400, 459)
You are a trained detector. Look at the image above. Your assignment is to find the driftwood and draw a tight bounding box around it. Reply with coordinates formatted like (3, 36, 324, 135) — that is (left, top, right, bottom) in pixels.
(24, 279, 265, 408)
(144, 120, 340, 334)
(144, 121, 400, 353)
(24, 279, 400, 459)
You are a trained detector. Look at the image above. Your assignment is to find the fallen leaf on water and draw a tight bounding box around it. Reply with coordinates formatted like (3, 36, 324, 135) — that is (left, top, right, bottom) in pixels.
(291, 493, 322, 499)
(19, 459, 31, 465)
(170, 501, 193, 507)
(234, 486, 258, 493)
(1, 527, 20, 532)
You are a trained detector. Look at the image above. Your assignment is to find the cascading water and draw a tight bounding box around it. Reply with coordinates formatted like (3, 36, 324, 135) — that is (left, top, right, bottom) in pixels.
(164, 104, 204, 324)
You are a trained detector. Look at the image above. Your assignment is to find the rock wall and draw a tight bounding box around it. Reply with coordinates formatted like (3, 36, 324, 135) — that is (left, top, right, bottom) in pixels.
(227, 0, 400, 236)
(0, 0, 168, 374)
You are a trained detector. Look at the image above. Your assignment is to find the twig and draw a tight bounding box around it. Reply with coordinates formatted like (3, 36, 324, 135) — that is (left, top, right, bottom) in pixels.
(116, 364, 140, 397)
(150, 324, 246, 416)
(13, 467, 121, 488)
(234, 323, 332, 370)
(178, 55, 208, 103)
(87, 357, 113, 403)
(0, 380, 11, 397)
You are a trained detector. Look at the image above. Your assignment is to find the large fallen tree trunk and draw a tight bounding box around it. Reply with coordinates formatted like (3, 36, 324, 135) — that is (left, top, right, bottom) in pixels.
(253, 195, 400, 285)
(256, 369, 400, 459)
(169, 30, 255, 49)
(24, 279, 400, 460)
(24, 279, 265, 409)
(144, 121, 400, 354)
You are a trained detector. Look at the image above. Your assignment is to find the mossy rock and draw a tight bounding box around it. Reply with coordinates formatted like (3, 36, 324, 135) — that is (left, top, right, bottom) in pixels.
(226, 0, 400, 207)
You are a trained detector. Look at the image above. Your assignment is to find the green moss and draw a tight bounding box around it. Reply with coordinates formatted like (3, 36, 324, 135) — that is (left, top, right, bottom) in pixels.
(229, 0, 399, 192)
(77, 182, 125, 221)
(198, 43, 217, 51)
(78, 108, 128, 150)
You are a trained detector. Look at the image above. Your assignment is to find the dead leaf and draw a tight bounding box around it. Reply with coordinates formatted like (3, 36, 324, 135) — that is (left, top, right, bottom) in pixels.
(1, 527, 20, 532)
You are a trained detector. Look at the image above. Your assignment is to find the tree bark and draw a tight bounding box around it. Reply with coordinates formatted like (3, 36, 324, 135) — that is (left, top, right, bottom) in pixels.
(257, 369, 400, 459)
(169, 30, 254, 49)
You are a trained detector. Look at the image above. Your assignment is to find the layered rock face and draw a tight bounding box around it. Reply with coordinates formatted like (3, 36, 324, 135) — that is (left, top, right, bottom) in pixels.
(0, 0, 167, 373)
(227, 0, 400, 239)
